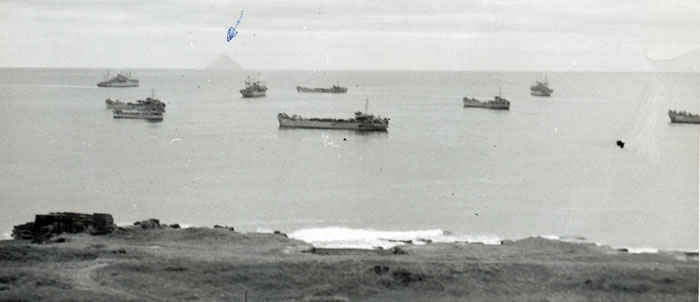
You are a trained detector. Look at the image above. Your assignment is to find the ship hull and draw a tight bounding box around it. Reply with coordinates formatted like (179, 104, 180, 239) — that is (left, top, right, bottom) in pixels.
(463, 99, 509, 110)
(113, 111, 163, 121)
(278, 117, 387, 131)
(463, 102, 509, 110)
(240, 90, 266, 98)
(296, 86, 347, 94)
(530, 90, 552, 97)
(669, 113, 700, 124)
(97, 81, 139, 88)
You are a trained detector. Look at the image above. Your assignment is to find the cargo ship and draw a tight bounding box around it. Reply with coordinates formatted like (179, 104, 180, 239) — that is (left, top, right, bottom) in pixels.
(240, 76, 267, 98)
(530, 75, 553, 97)
(278, 100, 389, 131)
(97, 72, 139, 88)
(463, 95, 510, 110)
(296, 84, 348, 94)
(668, 110, 700, 124)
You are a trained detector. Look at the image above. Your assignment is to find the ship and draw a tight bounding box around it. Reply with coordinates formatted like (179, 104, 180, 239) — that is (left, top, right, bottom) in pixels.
(668, 110, 700, 124)
(105, 97, 166, 112)
(296, 84, 348, 94)
(97, 72, 139, 88)
(240, 76, 267, 98)
(463, 96, 510, 110)
(113, 109, 163, 121)
(530, 75, 553, 97)
(278, 100, 389, 131)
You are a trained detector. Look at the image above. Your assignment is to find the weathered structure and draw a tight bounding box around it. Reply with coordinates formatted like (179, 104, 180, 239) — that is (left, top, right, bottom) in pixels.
(12, 212, 116, 242)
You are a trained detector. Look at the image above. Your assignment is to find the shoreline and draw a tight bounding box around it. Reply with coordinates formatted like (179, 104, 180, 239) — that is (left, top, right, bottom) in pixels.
(0, 217, 697, 301)
(2, 224, 697, 255)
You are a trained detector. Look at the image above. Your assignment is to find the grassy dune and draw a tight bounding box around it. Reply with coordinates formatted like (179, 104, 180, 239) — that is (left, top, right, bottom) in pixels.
(0, 227, 696, 301)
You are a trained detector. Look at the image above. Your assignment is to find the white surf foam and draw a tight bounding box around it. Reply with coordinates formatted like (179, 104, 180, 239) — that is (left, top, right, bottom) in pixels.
(626, 247, 660, 254)
(288, 227, 502, 249)
(1, 232, 11, 240)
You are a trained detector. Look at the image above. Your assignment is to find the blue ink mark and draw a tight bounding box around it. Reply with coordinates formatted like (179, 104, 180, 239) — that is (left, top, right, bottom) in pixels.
(226, 9, 245, 42)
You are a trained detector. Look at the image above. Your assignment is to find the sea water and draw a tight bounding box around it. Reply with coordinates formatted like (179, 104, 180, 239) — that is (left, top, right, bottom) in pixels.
(0, 69, 697, 251)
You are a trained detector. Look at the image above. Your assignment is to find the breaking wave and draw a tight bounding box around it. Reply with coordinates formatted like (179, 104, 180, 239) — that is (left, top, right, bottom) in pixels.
(287, 227, 502, 249)
(287, 227, 675, 254)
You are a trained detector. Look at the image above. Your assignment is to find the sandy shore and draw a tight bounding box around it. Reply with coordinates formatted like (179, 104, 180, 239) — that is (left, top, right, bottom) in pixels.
(0, 225, 697, 301)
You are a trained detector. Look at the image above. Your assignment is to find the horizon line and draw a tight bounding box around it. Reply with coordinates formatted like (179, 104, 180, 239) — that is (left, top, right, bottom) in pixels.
(0, 66, 692, 73)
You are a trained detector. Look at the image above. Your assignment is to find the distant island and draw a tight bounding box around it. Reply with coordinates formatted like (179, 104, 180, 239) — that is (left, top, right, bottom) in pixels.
(205, 54, 243, 70)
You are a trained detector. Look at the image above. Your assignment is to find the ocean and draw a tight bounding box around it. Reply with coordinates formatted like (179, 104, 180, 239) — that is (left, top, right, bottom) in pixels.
(0, 69, 697, 251)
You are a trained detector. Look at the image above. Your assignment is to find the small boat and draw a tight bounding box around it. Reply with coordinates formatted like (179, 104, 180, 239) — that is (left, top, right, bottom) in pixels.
(668, 110, 700, 124)
(530, 75, 553, 97)
(240, 76, 267, 98)
(296, 84, 348, 94)
(97, 72, 139, 88)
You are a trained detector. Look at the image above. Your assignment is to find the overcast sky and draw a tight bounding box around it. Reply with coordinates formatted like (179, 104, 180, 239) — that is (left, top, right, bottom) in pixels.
(1, 0, 699, 70)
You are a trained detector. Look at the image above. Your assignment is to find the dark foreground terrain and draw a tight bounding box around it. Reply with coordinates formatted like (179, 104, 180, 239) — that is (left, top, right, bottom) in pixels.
(0, 225, 697, 301)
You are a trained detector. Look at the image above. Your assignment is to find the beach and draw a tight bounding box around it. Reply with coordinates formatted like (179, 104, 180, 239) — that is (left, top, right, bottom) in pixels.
(0, 222, 697, 301)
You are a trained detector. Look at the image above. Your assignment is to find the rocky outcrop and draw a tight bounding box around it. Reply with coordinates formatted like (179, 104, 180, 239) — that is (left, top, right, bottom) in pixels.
(12, 212, 115, 242)
(213, 225, 235, 231)
(134, 218, 162, 229)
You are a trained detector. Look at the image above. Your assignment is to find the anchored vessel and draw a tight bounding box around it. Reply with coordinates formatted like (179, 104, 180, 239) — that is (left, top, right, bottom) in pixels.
(240, 76, 267, 98)
(110, 91, 166, 121)
(278, 100, 388, 131)
(296, 84, 348, 94)
(463, 95, 510, 110)
(278, 112, 389, 131)
(97, 73, 139, 88)
(530, 76, 553, 97)
(105, 97, 166, 112)
(668, 110, 700, 124)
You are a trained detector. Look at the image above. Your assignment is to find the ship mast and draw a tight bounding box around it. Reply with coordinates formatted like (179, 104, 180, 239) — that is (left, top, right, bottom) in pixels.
(364, 98, 369, 113)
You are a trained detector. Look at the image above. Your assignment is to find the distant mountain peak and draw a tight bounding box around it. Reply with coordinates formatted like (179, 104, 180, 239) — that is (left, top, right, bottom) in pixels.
(206, 54, 243, 70)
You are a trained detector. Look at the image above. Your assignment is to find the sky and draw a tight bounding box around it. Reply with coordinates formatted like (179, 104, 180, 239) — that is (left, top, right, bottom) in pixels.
(1, 0, 700, 70)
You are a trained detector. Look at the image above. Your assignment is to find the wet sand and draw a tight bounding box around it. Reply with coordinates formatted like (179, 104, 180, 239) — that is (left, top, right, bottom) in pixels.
(0, 226, 697, 301)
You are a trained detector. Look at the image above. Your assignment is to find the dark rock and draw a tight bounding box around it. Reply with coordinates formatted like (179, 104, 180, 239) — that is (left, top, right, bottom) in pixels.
(48, 237, 69, 244)
(164, 266, 187, 272)
(169, 224, 181, 229)
(11, 222, 34, 240)
(135, 218, 161, 230)
(391, 269, 425, 286)
(616, 248, 629, 253)
(273, 230, 287, 237)
(110, 248, 127, 254)
(11, 212, 116, 242)
(373, 265, 390, 275)
(213, 225, 235, 231)
(416, 238, 432, 244)
(391, 246, 407, 255)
